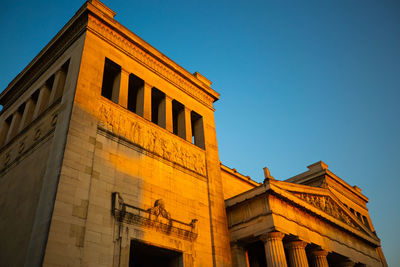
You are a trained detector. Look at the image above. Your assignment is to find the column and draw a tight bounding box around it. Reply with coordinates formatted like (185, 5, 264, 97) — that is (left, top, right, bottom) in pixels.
(33, 84, 51, 118)
(165, 96, 173, 132)
(118, 69, 130, 108)
(184, 107, 192, 142)
(261, 232, 288, 267)
(0, 119, 10, 147)
(231, 242, 249, 267)
(285, 240, 309, 267)
(309, 249, 329, 267)
(48, 68, 67, 103)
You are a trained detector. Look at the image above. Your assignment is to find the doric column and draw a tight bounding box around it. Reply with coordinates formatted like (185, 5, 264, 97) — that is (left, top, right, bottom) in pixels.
(118, 69, 130, 108)
(285, 240, 309, 267)
(261, 232, 288, 267)
(184, 107, 192, 142)
(231, 242, 249, 267)
(309, 249, 329, 267)
(165, 96, 173, 132)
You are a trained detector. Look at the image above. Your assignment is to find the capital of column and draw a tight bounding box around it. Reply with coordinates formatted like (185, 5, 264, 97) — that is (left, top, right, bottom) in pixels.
(310, 249, 328, 258)
(284, 240, 308, 250)
(260, 231, 285, 243)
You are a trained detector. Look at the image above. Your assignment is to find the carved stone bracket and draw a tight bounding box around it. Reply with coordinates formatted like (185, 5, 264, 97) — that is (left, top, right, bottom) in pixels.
(112, 192, 198, 241)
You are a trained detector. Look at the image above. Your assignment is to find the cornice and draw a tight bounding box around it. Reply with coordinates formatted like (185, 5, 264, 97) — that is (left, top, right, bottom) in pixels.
(86, 13, 216, 109)
(0, 5, 88, 110)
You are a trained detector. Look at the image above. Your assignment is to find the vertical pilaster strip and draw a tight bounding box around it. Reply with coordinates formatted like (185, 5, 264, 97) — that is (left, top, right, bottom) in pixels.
(261, 232, 288, 267)
(285, 240, 309, 267)
(231, 242, 249, 267)
(165, 96, 173, 132)
(118, 69, 129, 108)
(309, 249, 329, 267)
(184, 107, 192, 142)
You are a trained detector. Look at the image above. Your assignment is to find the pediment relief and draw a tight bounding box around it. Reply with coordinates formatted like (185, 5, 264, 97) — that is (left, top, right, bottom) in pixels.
(269, 182, 376, 239)
(293, 192, 359, 230)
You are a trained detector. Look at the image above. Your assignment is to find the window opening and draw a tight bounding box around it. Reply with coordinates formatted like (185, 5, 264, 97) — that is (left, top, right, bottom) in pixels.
(151, 87, 166, 128)
(101, 58, 121, 103)
(128, 74, 144, 114)
(191, 110, 205, 149)
(172, 100, 185, 138)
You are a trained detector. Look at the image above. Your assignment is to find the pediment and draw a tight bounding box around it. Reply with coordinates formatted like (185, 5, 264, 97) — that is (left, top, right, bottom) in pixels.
(269, 181, 377, 240)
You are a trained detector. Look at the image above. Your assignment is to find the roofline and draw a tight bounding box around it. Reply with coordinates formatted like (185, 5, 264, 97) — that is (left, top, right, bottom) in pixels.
(0, 0, 220, 108)
(220, 163, 261, 187)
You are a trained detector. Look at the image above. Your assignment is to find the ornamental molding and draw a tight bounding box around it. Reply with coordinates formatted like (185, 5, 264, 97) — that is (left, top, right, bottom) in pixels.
(0, 15, 87, 110)
(112, 192, 198, 241)
(87, 15, 215, 109)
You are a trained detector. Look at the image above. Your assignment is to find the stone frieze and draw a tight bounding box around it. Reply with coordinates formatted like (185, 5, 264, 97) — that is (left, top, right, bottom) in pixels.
(98, 103, 206, 176)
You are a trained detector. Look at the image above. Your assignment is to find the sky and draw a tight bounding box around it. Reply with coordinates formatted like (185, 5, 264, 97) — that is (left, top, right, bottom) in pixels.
(0, 0, 399, 265)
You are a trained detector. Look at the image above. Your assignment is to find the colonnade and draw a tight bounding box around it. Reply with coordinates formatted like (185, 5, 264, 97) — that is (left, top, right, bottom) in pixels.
(232, 231, 359, 267)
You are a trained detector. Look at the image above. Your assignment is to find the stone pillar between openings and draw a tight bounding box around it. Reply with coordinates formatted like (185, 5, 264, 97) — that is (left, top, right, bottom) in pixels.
(33, 84, 51, 118)
(184, 107, 192, 142)
(261, 232, 288, 267)
(139, 82, 152, 120)
(19, 98, 36, 131)
(49, 68, 67, 103)
(6, 112, 22, 143)
(285, 240, 309, 267)
(165, 96, 173, 132)
(118, 69, 130, 108)
(309, 249, 329, 267)
(231, 242, 249, 267)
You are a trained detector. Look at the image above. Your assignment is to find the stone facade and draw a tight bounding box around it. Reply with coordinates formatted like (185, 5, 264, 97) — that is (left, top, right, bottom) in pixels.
(0, 1, 387, 267)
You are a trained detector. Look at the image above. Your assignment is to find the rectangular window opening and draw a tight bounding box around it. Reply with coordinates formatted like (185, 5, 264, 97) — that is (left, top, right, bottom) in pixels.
(101, 58, 121, 103)
(191, 110, 205, 149)
(172, 100, 185, 139)
(151, 87, 166, 128)
(128, 74, 144, 114)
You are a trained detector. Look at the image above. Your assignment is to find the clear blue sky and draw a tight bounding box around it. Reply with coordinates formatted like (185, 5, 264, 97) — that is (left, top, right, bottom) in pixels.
(1, 0, 399, 265)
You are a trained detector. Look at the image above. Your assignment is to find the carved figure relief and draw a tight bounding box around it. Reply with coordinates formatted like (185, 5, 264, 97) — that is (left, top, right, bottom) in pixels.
(98, 104, 206, 176)
(295, 193, 359, 229)
(147, 199, 171, 221)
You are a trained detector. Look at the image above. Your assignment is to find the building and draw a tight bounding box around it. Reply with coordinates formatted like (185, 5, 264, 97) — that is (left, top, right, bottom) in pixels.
(0, 1, 387, 266)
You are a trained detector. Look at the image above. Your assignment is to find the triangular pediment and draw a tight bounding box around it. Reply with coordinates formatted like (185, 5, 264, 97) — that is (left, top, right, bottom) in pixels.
(269, 181, 378, 242)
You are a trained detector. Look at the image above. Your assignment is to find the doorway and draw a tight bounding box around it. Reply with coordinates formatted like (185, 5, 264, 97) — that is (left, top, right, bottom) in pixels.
(129, 240, 183, 267)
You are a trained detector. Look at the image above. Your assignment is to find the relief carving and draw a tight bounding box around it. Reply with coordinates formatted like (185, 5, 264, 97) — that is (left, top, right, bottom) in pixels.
(98, 104, 206, 176)
(295, 193, 359, 229)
